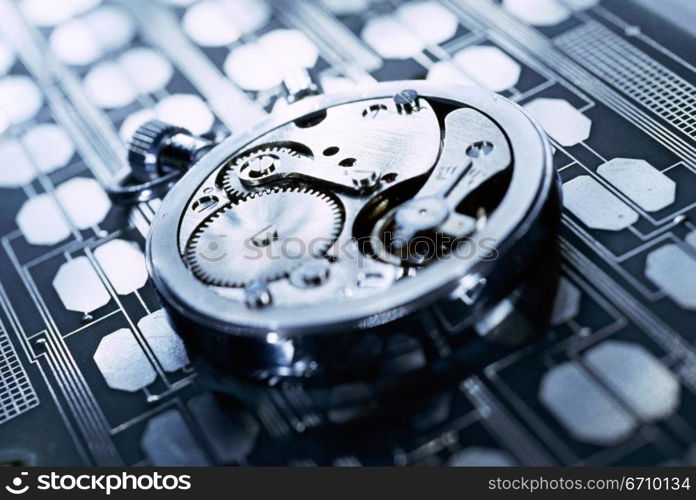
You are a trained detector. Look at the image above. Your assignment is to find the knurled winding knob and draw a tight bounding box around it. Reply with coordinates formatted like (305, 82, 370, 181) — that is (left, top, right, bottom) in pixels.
(128, 120, 187, 182)
(127, 120, 214, 182)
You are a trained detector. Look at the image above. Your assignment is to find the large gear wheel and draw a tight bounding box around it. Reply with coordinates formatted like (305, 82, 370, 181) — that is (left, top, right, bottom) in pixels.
(218, 145, 305, 198)
(184, 187, 343, 287)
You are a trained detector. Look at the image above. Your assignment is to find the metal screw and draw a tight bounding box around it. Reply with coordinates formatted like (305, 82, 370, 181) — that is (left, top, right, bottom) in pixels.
(250, 224, 278, 248)
(350, 169, 379, 189)
(290, 261, 331, 288)
(243, 154, 278, 179)
(466, 141, 494, 158)
(394, 89, 420, 114)
(245, 281, 272, 309)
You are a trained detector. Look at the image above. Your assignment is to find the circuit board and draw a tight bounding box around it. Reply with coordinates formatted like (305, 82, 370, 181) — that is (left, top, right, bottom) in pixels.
(0, 0, 695, 466)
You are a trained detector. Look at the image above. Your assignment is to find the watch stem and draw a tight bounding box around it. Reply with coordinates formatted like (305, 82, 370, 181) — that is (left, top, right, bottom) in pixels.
(281, 67, 323, 104)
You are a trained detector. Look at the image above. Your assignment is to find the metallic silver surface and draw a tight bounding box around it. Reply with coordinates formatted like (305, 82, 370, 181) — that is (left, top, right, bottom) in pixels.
(216, 95, 441, 200)
(146, 81, 558, 379)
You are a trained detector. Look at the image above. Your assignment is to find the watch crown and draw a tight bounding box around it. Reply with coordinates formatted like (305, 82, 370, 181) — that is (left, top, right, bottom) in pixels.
(127, 120, 189, 182)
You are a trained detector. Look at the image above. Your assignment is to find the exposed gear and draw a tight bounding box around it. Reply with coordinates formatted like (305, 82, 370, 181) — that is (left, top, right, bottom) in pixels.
(218, 146, 305, 197)
(184, 186, 343, 287)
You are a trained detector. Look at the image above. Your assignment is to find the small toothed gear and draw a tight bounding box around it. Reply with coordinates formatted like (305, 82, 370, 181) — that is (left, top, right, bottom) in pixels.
(185, 187, 343, 287)
(218, 146, 305, 197)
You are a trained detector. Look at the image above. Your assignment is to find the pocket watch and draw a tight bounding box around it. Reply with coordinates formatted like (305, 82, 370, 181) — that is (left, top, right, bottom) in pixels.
(117, 80, 560, 382)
